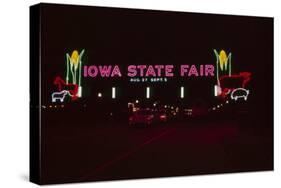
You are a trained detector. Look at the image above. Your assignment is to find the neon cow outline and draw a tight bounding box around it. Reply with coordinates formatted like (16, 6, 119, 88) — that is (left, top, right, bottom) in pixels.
(219, 72, 251, 98)
(53, 76, 78, 100)
(230, 88, 250, 101)
(52, 90, 69, 102)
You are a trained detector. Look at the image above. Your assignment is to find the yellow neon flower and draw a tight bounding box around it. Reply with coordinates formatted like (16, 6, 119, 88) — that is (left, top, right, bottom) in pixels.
(70, 50, 79, 70)
(219, 50, 228, 71)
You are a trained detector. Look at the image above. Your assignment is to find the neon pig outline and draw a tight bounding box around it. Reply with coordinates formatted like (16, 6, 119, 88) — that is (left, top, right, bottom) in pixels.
(230, 88, 249, 101)
(51, 90, 69, 102)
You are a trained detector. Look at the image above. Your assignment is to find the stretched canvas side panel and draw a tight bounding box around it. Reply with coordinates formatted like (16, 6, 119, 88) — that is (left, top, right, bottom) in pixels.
(30, 4, 41, 185)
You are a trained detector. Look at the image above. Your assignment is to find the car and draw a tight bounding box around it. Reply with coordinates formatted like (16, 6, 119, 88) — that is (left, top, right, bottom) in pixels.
(231, 88, 249, 101)
(129, 109, 155, 126)
(154, 109, 168, 123)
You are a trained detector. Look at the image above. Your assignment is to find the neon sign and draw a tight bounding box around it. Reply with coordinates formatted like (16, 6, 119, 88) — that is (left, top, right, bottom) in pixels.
(50, 49, 251, 102)
(83, 64, 215, 78)
(51, 49, 84, 103)
(213, 49, 252, 99)
(230, 88, 249, 101)
(54, 76, 78, 98)
(52, 90, 69, 103)
(219, 72, 251, 98)
(214, 49, 232, 84)
(66, 49, 85, 97)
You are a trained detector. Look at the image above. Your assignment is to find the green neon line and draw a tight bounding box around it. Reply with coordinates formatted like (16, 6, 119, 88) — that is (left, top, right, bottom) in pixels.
(213, 49, 220, 86)
(74, 66, 77, 84)
(70, 61, 75, 84)
(66, 54, 69, 84)
(229, 53, 232, 76)
(78, 61, 81, 87)
(78, 49, 85, 87)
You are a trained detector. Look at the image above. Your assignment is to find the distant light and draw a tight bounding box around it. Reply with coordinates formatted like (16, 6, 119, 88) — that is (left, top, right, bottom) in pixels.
(135, 100, 139, 104)
(180, 86, 184, 98)
(153, 103, 157, 107)
(54, 105, 57, 108)
(61, 105, 64, 108)
(217, 105, 220, 108)
(221, 104, 223, 106)
(213, 107, 216, 110)
(112, 87, 116, 99)
(146, 87, 150, 99)
(226, 100, 229, 104)
(164, 105, 167, 108)
(42, 105, 46, 109)
(98, 93, 102, 97)
(49, 105, 52, 108)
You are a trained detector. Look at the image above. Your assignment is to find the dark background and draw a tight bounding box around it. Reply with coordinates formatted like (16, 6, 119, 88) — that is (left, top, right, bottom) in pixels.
(37, 3, 273, 184)
(41, 3, 273, 106)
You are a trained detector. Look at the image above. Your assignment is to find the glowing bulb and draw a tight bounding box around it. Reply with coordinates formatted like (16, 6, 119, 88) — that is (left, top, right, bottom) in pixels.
(112, 87, 116, 99)
(180, 86, 184, 98)
(146, 87, 150, 99)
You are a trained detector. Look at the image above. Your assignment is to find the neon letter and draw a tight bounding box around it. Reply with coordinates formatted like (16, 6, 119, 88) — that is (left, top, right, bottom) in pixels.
(165, 65, 174, 77)
(205, 64, 215, 76)
(180, 65, 189, 76)
(146, 65, 156, 77)
(128, 65, 137, 77)
(188, 65, 199, 76)
(137, 65, 146, 77)
(99, 65, 112, 77)
(154, 65, 164, 76)
(111, 65, 122, 77)
(83, 66, 88, 77)
(88, 65, 98, 77)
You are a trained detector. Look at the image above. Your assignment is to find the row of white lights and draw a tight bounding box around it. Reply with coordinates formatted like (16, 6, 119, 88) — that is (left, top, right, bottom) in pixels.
(211, 100, 229, 111)
(98, 86, 186, 99)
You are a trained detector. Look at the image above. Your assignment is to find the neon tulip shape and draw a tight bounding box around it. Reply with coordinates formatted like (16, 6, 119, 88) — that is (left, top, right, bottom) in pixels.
(213, 49, 232, 87)
(66, 49, 85, 97)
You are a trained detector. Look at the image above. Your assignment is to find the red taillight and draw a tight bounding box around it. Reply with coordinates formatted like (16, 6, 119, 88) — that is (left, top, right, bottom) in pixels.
(160, 115, 166, 119)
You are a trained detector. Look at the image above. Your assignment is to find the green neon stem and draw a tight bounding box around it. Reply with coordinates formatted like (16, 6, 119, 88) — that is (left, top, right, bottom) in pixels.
(78, 49, 85, 87)
(78, 61, 81, 87)
(70, 62, 75, 84)
(66, 54, 69, 84)
(229, 53, 232, 76)
(213, 49, 220, 86)
(74, 66, 77, 84)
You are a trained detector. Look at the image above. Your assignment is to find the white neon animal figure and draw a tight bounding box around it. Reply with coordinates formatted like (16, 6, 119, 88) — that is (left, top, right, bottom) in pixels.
(230, 88, 249, 101)
(51, 90, 69, 102)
